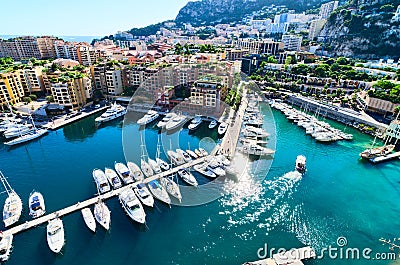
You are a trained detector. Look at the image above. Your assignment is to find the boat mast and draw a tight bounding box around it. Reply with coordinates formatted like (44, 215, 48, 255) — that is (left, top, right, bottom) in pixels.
(156, 134, 161, 160)
(140, 131, 148, 162)
(0, 171, 13, 196)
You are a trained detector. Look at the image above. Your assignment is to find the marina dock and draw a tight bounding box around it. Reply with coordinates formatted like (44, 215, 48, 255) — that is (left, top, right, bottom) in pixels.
(243, 246, 316, 265)
(2, 153, 217, 236)
(42, 106, 109, 131)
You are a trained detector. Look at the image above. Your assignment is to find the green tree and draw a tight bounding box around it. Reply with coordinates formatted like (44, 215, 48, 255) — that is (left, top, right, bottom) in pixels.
(336, 57, 348, 65)
(330, 62, 340, 72)
(46, 95, 54, 103)
(23, 97, 32, 103)
(267, 56, 278, 64)
(29, 94, 37, 101)
(285, 56, 293, 65)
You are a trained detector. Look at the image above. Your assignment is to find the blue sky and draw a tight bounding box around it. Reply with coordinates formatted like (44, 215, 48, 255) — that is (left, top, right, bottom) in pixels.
(1, 0, 191, 36)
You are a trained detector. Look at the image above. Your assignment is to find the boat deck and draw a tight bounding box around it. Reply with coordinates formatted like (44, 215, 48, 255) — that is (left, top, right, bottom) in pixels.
(369, 151, 400, 163)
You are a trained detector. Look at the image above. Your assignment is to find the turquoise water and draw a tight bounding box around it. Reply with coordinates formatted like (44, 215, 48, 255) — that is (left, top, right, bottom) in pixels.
(1, 106, 399, 265)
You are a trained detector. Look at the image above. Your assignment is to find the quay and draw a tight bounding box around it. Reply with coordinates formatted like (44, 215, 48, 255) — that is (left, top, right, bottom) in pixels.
(42, 105, 109, 131)
(370, 151, 400, 163)
(2, 153, 216, 236)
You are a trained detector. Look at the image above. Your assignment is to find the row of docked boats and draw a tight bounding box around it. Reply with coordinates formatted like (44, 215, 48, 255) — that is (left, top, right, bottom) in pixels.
(0, 115, 48, 146)
(0, 171, 47, 261)
(238, 99, 275, 157)
(187, 115, 228, 135)
(271, 101, 353, 142)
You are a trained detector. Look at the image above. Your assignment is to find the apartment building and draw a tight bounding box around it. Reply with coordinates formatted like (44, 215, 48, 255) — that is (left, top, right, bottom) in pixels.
(105, 69, 123, 95)
(233, 39, 283, 55)
(319, 1, 339, 19)
(190, 80, 226, 110)
(0, 36, 41, 61)
(77, 46, 97, 66)
(54, 41, 79, 61)
(92, 64, 123, 95)
(0, 71, 26, 109)
(37, 37, 58, 59)
(309, 19, 327, 40)
(225, 49, 249, 61)
(23, 66, 45, 93)
(50, 76, 92, 110)
(281, 34, 303, 51)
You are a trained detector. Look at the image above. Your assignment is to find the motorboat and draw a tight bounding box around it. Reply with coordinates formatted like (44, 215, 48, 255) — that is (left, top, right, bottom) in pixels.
(177, 169, 198, 187)
(218, 122, 228, 135)
(193, 163, 216, 179)
(295, 155, 306, 173)
(28, 191, 45, 218)
(94, 200, 111, 230)
(104, 168, 122, 189)
(127, 162, 144, 181)
(208, 119, 218, 129)
(215, 155, 231, 167)
(194, 149, 203, 157)
(115, 162, 134, 184)
(4, 128, 48, 146)
(156, 158, 170, 171)
(95, 103, 126, 124)
(0, 233, 13, 261)
(206, 160, 226, 177)
(157, 113, 177, 128)
(186, 149, 198, 159)
(167, 150, 185, 166)
(314, 132, 337, 142)
(137, 110, 160, 126)
(134, 183, 154, 207)
(148, 159, 162, 174)
(165, 115, 187, 131)
(176, 149, 192, 163)
(1, 172, 22, 227)
(147, 180, 171, 205)
(188, 115, 202, 131)
(198, 148, 208, 156)
(3, 124, 34, 139)
(160, 177, 182, 202)
(81, 208, 96, 232)
(360, 144, 395, 159)
(92, 169, 111, 194)
(119, 188, 146, 224)
(141, 159, 154, 177)
(238, 143, 275, 156)
(46, 218, 64, 253)
(240, 138, 268, 146)
(242, 127, 270, 138)
(244, 118, 263, 127)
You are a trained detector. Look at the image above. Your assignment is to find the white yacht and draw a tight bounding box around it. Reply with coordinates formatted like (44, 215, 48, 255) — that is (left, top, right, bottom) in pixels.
(0, 233, 13, 261)
(208, 119, 218, 129)
(186, 149, 198, 159)
(104, 168, 122, 189)
(156, 158, 170, 171)
(206, 161, 226, 177)
(28, 191, 45, 218)
(160, 177, 182, 202)
(94, 200, 111, 230)
(81, 208, 96, 233)
(176, 149, 192, 163)
(147, 180, 171, 205)
(119, 188, 146, 224)
(295, 155, 307, 173)
(1, 172, 22, 227)
(148, 158, 162, 174)
(46, 218, 64, 253)
(242, 126, 270, 138)
(95, 103, 126, 124)
(193, 163, 216, 179)
(188, 115, 202, 131)
(92, 169, 111, 194)
(167, 150, 186, 166)
(198, 148, 208, 156)
(134, 183, 154, 207)
(4, 128, 48, 146)
(314, 132, 337, 142)
(137, 110, 160, 126)
(157, 113, 177, 128)
(194, 149, 203, 157)
(141, 159, 154, 177)
(165, 115, 187, 131)
(218, 122, 228, 135)
(238, 143, 275, 156)
(3, 124, 34, 139)
(177, 169, 198, 187)
(127, 162, 144, 181)
(215, 155, 231, 167)
(244, 118, 263, 127)
(115, 162, 134, 184)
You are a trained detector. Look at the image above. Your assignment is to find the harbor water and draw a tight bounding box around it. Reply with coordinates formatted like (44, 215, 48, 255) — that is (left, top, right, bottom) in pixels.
(0, 105, 399, 265)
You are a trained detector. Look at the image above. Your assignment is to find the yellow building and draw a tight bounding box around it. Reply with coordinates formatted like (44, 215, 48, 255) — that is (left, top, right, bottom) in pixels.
(50, 76, 92, 110)
(0, 71, 26, 110)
